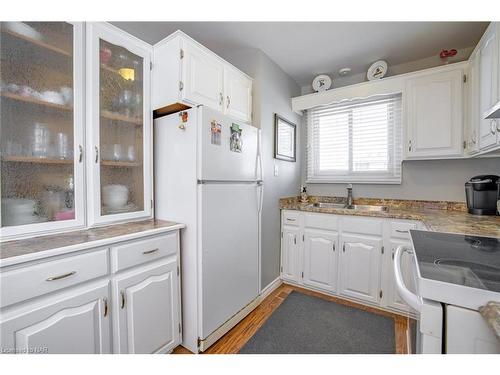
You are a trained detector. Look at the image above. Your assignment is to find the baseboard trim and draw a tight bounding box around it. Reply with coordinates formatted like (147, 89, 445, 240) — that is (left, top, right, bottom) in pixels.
(199, 278, 283, 352)
(260, 277, 282, 299)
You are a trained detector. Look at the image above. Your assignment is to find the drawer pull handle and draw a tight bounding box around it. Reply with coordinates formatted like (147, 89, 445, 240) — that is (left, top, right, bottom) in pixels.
(46, 271, 76, 281)
(121, 291, 126, 309)
(103, 298, 108, 317)
(286, 218, 296, 222)
(142, 248, 159, 255)
(395, 229, 409, 233)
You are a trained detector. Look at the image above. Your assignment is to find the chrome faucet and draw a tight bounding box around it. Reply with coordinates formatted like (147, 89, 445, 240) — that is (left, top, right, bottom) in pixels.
(346, 184, 353, 207)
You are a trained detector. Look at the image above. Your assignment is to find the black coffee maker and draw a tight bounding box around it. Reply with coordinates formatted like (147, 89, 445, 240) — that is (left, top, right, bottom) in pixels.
(465, 175, 499, 215)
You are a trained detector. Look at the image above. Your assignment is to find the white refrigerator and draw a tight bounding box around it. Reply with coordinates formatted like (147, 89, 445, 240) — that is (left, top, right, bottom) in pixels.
(154, 106, 262, 352)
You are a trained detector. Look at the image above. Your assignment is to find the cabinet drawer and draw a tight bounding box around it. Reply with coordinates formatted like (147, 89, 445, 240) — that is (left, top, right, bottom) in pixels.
(0, 249, 109, 308)
(304, 213, 338, 231)
(341, 217, 383, 236)
(390, 222, 417, 239)
(110, 233, 178, 273)
(282, 210, 300, 226)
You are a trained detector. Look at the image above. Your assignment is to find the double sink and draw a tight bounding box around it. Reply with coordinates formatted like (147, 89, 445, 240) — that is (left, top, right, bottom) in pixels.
(308, 202, 389, 212)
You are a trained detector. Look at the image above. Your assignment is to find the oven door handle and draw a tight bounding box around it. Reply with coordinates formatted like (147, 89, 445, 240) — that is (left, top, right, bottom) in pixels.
(394, 245, 422, 313)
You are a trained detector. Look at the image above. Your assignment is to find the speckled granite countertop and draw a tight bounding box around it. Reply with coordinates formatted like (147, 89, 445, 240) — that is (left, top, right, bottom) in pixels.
(280, 196, 500, 238)
(0, 219, 185, 266)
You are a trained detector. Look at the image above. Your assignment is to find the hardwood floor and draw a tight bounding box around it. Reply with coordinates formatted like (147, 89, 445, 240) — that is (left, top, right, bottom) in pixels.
(172, 283, 412, 354)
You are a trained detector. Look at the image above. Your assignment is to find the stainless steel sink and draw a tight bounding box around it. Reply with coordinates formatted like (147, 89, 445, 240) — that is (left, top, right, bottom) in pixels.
(309, 202, 388, 212)
(310, 202, 346, 209)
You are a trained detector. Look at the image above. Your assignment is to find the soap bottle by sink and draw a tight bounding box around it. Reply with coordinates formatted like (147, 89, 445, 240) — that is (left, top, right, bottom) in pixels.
(300, 186, 309, 203)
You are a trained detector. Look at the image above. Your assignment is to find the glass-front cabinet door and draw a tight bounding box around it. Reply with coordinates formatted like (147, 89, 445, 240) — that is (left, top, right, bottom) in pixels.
(86, 23, 152, 225)
(0, 22, 84, 239)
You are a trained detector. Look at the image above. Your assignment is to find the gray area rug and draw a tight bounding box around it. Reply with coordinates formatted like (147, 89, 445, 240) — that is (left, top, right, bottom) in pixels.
(240, 291, 395, 354)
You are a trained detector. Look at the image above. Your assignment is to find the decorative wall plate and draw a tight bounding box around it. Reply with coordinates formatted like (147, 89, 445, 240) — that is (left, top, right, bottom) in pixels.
(367, 60, 388, 80)
(312, 74, 332, 92)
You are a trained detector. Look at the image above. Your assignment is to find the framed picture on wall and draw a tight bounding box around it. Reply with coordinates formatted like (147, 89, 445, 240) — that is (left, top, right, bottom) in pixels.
(274, 114, 296, 162)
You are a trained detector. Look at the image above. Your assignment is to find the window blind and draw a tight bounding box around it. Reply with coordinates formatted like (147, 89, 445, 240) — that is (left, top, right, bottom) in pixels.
(307, 93, 403, 184)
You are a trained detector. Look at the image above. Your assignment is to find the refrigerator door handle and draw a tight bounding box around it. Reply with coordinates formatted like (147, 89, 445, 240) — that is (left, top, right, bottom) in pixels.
(257, 184, 264, 214)
(257, 153, 263, 181)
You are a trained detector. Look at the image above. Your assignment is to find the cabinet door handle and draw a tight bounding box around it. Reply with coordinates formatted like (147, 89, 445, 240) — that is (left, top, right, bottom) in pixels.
(395, 229, 408, 233)
(333, 243, 335, 252)
(226, 96, 230, 109)
(94, 146, 99, 163)
(103, 298, 108, 317)
(219, 92, 223, 106)
(120, 291, 126, 309)
(142, 248, 159, 255)
(408, 140, 412, 152)
(46, 271, 76, 281)
(78, 145, 83, 163)
(342, 244, 346, 252)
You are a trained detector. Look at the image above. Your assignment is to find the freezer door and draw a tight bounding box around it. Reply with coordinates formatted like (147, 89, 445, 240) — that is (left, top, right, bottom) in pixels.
(199, 107, 258, 181)
(200, 183, 260, 339)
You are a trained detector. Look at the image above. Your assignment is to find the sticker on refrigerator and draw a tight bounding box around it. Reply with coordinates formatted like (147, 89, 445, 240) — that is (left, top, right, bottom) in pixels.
(210, 120, 222, 145)
(230, 123, 243, 153)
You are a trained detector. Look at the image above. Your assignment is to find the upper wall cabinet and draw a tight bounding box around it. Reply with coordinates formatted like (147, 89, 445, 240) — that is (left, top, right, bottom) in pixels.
(404, 67, 464, 159)
(86, 23, 153, 226)
(0, 22, 85, 240)
(477, 23, 499, 150)
(153, 31, 252, 123)
(223, 65, 253, 122)
(182, 39, 224, 112)
(465, 49, 480, 155)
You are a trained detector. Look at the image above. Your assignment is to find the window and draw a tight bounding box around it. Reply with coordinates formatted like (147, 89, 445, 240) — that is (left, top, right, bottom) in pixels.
(307, 93, 403, 184)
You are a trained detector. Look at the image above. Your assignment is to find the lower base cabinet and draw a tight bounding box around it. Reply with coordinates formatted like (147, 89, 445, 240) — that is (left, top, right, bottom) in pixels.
(113, 259, 181, 354)
(339, 234, 382, 304)
(0, 230, 182, 354)
(280, 210, 421, 316)
(303, 229, 338, 292)
(0, 281, 111, 354)
(281, 226, 301, 283)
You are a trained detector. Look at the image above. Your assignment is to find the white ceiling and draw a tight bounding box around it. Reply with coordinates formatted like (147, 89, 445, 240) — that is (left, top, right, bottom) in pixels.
(112, 22, 488, 87)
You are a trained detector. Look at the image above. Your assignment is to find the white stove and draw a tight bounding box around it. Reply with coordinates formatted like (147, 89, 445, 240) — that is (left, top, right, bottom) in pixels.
(394, 230, 500, 354)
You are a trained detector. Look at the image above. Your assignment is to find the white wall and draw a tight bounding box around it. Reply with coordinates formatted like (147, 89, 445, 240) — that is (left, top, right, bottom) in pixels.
(299, 111, 500, 201)
(300, 47, 474, 95)
(220, 49, 302, 289)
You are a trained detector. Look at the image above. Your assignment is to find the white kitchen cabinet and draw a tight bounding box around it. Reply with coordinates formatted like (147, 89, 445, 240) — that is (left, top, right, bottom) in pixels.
(478, 23, 499, 150)
(465, 49, 480, 155)
(281, 226, 301, 283)
(0, 281, 111, 354)
(0, 22, 85, 240)
(1, 228, 182, 354)
(223, 65, 252, 122)
(182, 39, 224, 112)
(152, 31, 253, 123)
(339, 234, 382, 304)
(112, 258, 181, 354)
(303, 229, 338, 292)
(280, 210, 422, 315)
(86, 22, 153, 226)
(405, 68, 464, 159)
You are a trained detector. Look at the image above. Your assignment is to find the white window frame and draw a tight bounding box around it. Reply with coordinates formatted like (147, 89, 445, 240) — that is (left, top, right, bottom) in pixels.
(306, 93, 403, 184)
